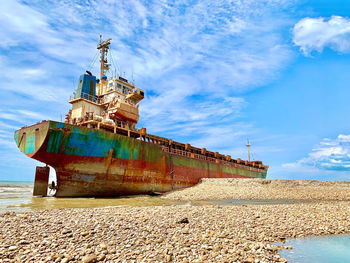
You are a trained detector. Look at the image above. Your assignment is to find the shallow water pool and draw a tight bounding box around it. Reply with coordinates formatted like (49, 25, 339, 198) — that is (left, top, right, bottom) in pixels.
(279, 234, 350, 263)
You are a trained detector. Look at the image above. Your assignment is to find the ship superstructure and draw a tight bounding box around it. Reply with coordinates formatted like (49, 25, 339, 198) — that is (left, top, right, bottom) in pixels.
(66, 36, 144, 130)
(14, 37, 268, 197)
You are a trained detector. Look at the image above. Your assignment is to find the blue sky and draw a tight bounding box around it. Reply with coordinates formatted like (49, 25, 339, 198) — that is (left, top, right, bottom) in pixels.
(1, 0, 350, 181)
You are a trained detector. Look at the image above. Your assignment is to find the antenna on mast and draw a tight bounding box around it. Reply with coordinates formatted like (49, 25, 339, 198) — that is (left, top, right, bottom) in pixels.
(246, 139, 251, 162)
(131, 69, 135, 86)
(97, 35, 112, 95)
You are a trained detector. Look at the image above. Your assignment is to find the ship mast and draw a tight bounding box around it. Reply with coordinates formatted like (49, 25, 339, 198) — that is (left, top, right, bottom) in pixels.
(97, 35, 112, 95)
(246, 139, 251, 162)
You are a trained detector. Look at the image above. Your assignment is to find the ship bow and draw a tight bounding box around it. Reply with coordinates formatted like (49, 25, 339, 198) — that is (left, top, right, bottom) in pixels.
(14, 121, 50, 158)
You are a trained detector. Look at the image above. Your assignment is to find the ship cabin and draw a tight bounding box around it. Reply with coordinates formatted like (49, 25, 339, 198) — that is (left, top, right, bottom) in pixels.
(67, 73, 144, 130)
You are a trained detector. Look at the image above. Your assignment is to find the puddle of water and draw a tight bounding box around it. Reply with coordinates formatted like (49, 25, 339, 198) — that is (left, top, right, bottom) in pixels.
(212, 199, 322, 206)
(14, 195, 185, 211)
(278, 234, 350, 263)
(0, 181, 188, 213)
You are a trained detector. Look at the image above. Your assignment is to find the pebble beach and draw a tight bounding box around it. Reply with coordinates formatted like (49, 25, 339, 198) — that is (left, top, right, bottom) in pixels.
(2, 179, 350, 263)
(162, 178, 350, 201)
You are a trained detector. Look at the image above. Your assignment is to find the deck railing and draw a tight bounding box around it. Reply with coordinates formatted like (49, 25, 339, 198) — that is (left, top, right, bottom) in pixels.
(70, 92, 103, 104)
(160, 146, 261, 171)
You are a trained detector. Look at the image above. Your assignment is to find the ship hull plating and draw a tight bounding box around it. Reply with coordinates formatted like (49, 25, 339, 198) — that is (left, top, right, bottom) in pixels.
(15, 121, 267, 197)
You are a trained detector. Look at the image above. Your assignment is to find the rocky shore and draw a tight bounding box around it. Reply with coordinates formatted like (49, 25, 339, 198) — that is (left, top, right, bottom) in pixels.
(2, 178, 350, 262)
(1, 201, 350, 262)
(162, 178, 350, 201)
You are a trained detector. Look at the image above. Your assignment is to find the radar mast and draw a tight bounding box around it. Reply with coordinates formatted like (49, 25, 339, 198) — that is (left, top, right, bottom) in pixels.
(246, 139, 251, 162)
(97, 35, 112, 95)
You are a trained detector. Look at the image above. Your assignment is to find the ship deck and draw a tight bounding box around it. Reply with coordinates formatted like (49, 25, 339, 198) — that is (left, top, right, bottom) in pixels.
(77, 119, 267, 173)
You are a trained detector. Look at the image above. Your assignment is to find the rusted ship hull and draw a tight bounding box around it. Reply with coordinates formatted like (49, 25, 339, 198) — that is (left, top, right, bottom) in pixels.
(15, 121, 267, 197)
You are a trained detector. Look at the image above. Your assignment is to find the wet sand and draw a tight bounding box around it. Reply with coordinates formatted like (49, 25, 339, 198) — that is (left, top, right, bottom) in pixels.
(1, 178, 350, 262)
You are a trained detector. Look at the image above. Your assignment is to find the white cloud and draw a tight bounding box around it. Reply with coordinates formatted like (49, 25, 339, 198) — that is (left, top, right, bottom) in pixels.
(0, 0, 294, 106)
(283, 134, 350, 171)
(0, 120, 20, 130)
(0, 0, 49, 47)
(0, 0, 295, 99)
(293, 16, 350, 55)
(0, 109, 54, 125)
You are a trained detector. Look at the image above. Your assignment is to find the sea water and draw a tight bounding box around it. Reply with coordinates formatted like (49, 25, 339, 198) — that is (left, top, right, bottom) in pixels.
(0, 181, 34, 213)
(0, 181, 187, 213)
(279, 234, 350, 263)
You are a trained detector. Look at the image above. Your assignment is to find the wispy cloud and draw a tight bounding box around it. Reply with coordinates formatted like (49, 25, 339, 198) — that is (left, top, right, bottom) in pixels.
(293, 16, 350, 55)
(283, 134, 350, 171)
(0, 120, 20, 131)
(0, 109, 54, 125)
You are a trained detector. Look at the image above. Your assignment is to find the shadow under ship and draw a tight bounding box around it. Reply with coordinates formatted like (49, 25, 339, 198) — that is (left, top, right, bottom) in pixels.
(14, 37, 268, 197)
